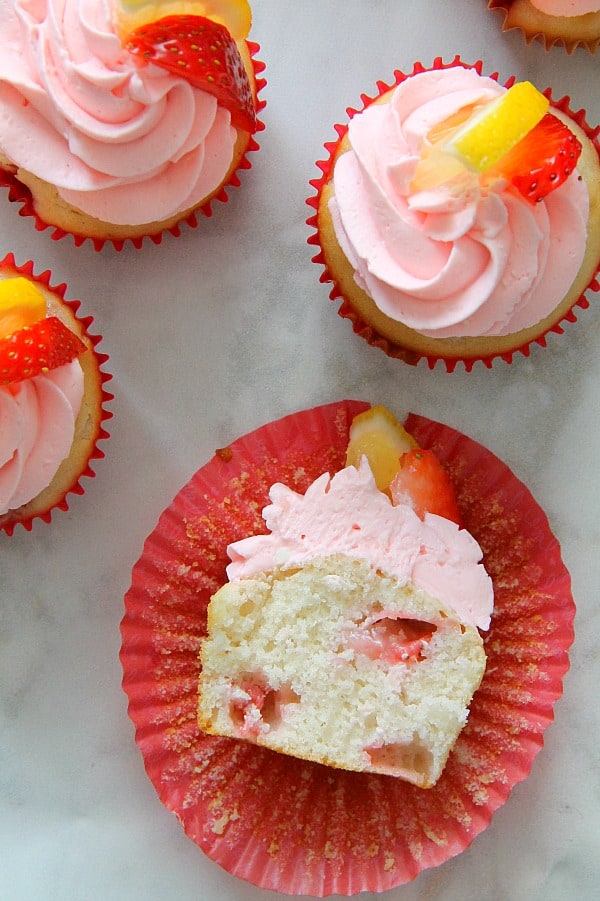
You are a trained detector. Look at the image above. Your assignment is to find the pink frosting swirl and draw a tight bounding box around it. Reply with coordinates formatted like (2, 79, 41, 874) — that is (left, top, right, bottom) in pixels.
(0, 0, 237, 224)
(227, 461, 494, 631)
(530, 1, 599, 15)
(329, 68, 589, 338)
(0, 360, 84, 515)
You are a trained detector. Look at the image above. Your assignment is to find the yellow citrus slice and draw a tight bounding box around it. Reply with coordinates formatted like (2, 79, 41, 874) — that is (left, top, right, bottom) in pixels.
(0, 278, 46, 340)
(445, 81, 549, 173)
(114, 0, 252, 41)
(345, 405, 418, 495)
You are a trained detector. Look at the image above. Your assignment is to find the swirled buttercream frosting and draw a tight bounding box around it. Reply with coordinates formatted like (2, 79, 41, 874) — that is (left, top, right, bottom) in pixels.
(328, 67, 590, 338)
(0, 0, 239, 225)
(0, 359, 84, 514)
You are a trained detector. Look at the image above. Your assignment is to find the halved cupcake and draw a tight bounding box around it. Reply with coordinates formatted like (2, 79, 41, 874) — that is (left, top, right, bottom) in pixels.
(198, 406, 492, 789)
(121, 400, 574, 895)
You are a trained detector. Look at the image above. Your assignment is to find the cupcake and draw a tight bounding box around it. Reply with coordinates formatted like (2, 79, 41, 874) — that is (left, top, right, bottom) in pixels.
(308, 58, 600, 370)
(488, 1, 600, 54)
(198, 405, 493, 790)
(121, 400, 574, 895)
(0, 254, 111, 535)
(0, 0, 266, 249)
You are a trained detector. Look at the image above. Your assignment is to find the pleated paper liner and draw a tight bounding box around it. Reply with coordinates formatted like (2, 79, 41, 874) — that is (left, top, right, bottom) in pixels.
(488, 1, 600, 54)
(0, 253, 113, 536)
(120, 399, 574, 896)
(306, 56, 600, 372)
(0, 43, 266, 252)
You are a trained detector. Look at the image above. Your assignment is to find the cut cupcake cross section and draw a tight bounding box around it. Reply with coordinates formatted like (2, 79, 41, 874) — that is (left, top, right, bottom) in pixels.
(199, 557, 486, 788)
(198, 405, 493, 788)
(0, 257, 112, 534)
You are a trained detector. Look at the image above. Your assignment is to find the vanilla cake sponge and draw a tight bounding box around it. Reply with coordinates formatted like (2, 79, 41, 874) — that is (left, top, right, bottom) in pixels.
(199, 555, 486, 789)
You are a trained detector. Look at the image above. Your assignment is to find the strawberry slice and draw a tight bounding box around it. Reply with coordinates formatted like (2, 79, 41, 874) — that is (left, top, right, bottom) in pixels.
(0, 317, 86, 386)
(489, 112, 582, 204)
(349, 616, 437, 665)
(389, 449, 462, 525)
(125, 15, 257, 133)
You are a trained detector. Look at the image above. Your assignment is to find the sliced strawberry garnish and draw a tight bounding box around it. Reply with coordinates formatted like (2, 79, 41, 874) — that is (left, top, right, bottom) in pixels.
(125, 15, 257, 133)
(389, 448, 462, 525)
(0, 317, 86, 386)
(489, 112, 582, 204)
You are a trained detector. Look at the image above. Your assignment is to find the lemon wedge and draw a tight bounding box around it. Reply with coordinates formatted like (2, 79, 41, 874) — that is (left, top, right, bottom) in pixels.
(0, 278, 46, 339)
(345, 405, 418, 495)
(445, 81, 549, 173)
(114, 0, 252, 40)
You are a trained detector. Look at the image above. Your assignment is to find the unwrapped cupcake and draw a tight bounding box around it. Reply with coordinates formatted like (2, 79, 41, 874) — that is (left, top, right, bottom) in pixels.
(199, 407, 493, 789)
(0, 255, 111, 535)
(121, 399, 574, 895)
(488, 1, 600, 54)
(308, 58, 600, 369)
(0, 0, 266, 248)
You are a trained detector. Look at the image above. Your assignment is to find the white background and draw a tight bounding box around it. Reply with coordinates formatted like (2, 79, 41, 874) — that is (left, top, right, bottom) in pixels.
(1, 2, 599, 899)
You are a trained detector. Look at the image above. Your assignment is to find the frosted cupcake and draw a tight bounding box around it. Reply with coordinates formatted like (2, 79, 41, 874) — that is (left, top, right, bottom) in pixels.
(308, 59, 600, 369)
(199, 407, 493, 789)
(0, 255, 111, 535)
(121, 399, 574, 895)
(0, 1, 265, 248)
(488, 1, 600, 53)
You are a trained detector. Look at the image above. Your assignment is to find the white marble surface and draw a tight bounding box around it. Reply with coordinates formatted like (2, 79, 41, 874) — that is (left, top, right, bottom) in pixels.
(1, 1, 599, 898)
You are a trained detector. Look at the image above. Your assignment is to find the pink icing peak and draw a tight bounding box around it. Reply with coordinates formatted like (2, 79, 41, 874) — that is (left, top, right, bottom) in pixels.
(227, 460, 494, 631)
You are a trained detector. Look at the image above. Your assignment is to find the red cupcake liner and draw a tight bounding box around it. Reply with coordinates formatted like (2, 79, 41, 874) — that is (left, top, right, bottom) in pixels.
(488, 1, 600, 54)
(0, 43, 267, 252)
(120, 399, 574, 896)
(0, 253, 113, 535)
(306, 55, 600, 372)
